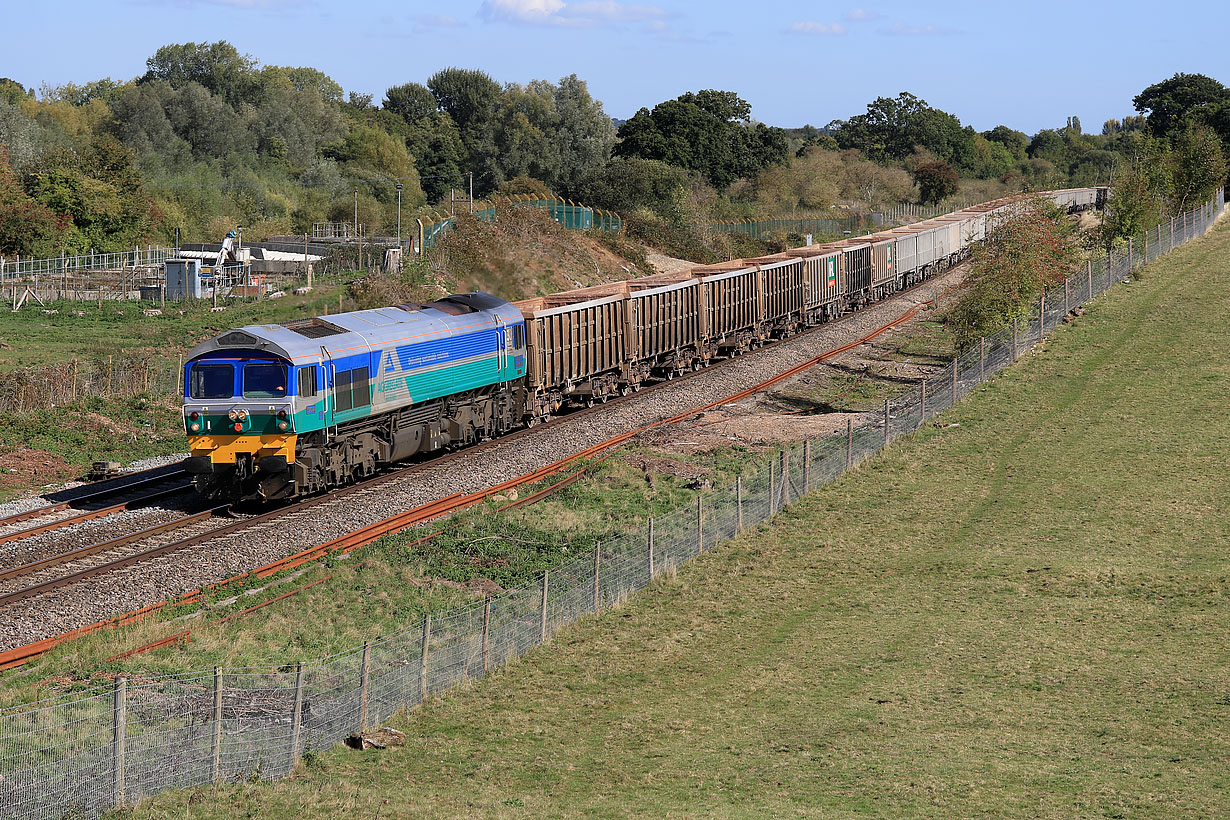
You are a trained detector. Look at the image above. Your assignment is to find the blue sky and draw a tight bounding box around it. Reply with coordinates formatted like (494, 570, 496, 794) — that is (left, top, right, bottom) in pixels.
(5, 0, 1227, 135)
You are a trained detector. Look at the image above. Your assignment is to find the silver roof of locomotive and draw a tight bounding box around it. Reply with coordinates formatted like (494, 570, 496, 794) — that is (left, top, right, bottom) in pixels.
(187, 294, 523, 363)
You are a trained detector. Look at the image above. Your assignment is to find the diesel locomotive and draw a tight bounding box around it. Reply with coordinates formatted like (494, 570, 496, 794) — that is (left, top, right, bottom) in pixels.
(183, 188, 1105, 501)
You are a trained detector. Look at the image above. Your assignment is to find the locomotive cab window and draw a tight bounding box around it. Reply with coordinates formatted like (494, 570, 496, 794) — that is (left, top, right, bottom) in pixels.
(513, 323, 525, 348)
(190, 363, 234, 399)
(297, 365, 318, 398)
(242, 362, 287, 398)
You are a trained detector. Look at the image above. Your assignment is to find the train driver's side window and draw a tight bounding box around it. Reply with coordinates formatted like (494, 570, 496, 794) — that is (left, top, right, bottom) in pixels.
(298, 365, 318, 398)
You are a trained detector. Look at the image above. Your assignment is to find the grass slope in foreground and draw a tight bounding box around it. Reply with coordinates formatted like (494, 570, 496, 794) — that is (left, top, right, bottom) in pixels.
(125, 222, 1230, 819)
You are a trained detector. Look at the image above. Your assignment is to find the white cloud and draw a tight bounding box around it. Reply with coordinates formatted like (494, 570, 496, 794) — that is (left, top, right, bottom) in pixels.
(479, 0, 668, 27)
(882, 21, 956, 36)
(789, 21, 846, 35)
(844, 8, 880, 22)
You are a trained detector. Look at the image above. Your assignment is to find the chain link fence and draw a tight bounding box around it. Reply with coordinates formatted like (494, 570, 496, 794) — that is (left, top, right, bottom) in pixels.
(0, 190, 1222, 820)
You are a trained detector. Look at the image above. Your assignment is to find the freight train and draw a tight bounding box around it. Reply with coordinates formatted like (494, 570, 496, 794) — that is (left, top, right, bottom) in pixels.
(182, 188, 1105, 501)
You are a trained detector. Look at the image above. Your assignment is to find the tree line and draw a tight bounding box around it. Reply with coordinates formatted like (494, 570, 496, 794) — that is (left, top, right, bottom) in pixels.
(0, 43, 1226, 261)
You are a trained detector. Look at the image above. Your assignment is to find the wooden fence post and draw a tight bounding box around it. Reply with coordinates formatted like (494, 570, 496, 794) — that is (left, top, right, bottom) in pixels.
(696, 495, 704, 552)
(211, 668, 223, 784)
(735, 479, 743, 533)
(539, 573, 549, 643)
(883, 399, 890, 448)
(419, 615, 432, 701)
(290, 663, 305, 764)
(481, 598, 491, 673)
(112, 676, 127, 808)
(358, 641, 372, 730)
(846, 418, 853, 469)
(647, 518, 656, 576)
(803, 440, 811, 491)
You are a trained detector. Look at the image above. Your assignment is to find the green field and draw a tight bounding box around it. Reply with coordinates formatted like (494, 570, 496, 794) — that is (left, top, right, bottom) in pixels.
(0, 276, 357, 372)
(106, 215, 1230, 817)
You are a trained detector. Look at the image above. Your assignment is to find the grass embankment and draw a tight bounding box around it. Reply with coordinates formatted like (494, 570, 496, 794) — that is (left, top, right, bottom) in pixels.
(122, 216, 1230, 818)
(0, 446, 765, 708)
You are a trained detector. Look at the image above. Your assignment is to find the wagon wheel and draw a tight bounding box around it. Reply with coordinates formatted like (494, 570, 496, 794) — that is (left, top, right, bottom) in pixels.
(631, 383, 641, 392)
(620, 385, 631, 396)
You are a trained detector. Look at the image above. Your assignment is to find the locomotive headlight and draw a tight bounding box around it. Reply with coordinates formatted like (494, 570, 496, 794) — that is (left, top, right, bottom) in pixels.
(237, 409, 249, 421)
(277, 410, 287, 420)
(189, 411, 200, 420)
(277, 421, 289, 431)
(228, 410, 239, 421)
(190, 422, 201, 432)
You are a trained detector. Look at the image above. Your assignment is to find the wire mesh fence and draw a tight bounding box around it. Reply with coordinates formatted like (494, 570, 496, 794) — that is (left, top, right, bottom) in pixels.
(0, 190, 1222, 819)
(0, 356, 183, 415)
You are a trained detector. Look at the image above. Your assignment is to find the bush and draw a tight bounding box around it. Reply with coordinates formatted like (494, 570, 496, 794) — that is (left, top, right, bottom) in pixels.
(945, 197, 1081, 348)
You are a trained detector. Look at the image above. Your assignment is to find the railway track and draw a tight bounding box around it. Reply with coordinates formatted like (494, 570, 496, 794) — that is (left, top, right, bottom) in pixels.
(0, 280, 939, 636)
(0, 466, 190, 537)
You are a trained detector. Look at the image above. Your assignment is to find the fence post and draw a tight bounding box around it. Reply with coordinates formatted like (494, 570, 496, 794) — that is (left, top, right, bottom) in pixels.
(1142, 232, 1147, 265)
(647, 517, 656, 576)
(1087, 259, 1093, 300)
(846, 418, 853, 469)
(696, 494, 704, 552)
(211, 667, 223, 784)
(735, 479, 744, 533)
(1064, 277, 1070, 315)
(1128, 237, 1133, 270)
(803, 440, 811, 491)
(358, 641, 372, 731)
(539, 573, 549, 643)
(1170, 217, 1174, 252)
(1011, 318, 1018, 361)
(1039, 293, 1045, 338)
(920, 379, 927, 427)
(419, 615, 432, 700)
(290, 662, 305, 764)
(478, 598, 491, 674)
(979, 337, 986, 383)
(883, 399, 890, 448)
(952, 358, 958, 404)
(112, 676, 127, 808)
(593, 543, 601, 612)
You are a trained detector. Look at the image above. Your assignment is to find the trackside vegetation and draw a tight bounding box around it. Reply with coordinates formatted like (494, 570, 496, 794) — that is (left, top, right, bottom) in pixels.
(114, 215, 1230, 817)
